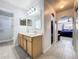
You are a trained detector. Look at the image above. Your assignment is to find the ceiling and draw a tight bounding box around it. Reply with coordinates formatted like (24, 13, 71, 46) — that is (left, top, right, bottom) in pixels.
(45, 0, 74, 13)
(1, 0, 40, 10)
(1, 0, 74, 15)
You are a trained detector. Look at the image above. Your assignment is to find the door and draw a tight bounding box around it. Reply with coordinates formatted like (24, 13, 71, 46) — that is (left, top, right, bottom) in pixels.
(51, 21, 53, 44)
(0, 16, 13, 42)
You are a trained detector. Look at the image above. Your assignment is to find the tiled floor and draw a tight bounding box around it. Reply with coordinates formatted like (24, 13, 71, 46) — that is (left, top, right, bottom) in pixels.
(14, 46, 31, 59)
(0, 36, 77, 59)
(38, 36, 77, 59)
(0, 41, 16, 59)
(0, 41, 30, 59)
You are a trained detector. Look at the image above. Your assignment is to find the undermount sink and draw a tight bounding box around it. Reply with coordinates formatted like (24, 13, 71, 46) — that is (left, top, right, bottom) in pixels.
(28, 33, 36, 35)
(26, 30, 37, 35)
(19, 30, 42, 37)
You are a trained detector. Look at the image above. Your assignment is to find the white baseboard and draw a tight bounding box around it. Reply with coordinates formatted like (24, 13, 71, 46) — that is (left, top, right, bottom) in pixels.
(0, 39, 13, 43)
(43, 44, 51, 53)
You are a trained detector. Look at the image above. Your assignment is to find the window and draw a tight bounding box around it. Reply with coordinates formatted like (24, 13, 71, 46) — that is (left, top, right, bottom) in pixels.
(58, 17, 73, 31)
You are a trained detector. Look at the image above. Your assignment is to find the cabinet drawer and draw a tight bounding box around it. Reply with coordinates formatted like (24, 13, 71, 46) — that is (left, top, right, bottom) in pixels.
(27, 41, 32, 56)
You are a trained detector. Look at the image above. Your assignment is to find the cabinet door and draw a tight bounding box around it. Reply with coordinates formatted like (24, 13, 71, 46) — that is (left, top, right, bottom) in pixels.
(18, 34, 21, 45)
(18, 34, 22, 46)
(32, 36, 42, 58)
(23, 38, 27, 51)
(27, 40, 32, 56)
(20, 36, 22, 47)
(21, 35, 24, 48)
(0, 16, 13, 42)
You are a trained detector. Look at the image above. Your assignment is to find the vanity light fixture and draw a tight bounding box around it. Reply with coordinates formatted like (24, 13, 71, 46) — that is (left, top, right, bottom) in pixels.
(26, 7, 36, 15)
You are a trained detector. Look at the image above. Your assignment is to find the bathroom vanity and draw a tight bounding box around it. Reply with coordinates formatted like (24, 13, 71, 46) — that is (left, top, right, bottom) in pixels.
(18, 33, 42, 59)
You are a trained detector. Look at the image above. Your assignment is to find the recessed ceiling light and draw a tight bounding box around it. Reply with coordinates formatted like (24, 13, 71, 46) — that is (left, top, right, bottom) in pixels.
(60, 5, 64, 9)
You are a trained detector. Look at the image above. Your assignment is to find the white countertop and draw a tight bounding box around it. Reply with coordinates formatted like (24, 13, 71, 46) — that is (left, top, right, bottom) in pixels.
(19, 32, 42, 37)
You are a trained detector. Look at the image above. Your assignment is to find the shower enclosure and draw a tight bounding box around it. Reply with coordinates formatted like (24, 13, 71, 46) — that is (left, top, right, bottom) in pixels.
(0, 10, 13, 43)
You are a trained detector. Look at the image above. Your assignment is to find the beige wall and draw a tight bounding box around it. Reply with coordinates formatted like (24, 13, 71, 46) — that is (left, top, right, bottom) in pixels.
(43, 2, 58, 53)
(43, 13, 51, 53)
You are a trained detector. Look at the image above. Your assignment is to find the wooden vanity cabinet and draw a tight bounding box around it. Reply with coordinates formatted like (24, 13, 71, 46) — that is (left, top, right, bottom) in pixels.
(18, 33, 27, 51)
(32, 36, 42, 59)
(18, 33, 42, 59)
(18, 33, 23, 47)
(18, 33, 21, 46)
(26, 36, 42, 59)
(27, 39, 32, 56)
(23, 36, 27, 51)
(20, 35, 24, 48)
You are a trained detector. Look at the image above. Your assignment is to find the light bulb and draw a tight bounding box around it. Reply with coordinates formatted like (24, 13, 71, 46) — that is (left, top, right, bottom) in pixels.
(60, 5, 64, 9)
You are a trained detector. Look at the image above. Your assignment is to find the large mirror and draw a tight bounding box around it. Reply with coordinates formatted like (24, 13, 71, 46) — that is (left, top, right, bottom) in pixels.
(26, 10, 42, 30)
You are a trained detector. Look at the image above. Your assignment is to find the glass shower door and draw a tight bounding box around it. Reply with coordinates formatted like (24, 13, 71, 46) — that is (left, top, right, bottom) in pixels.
(0, 16, 13, 42)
